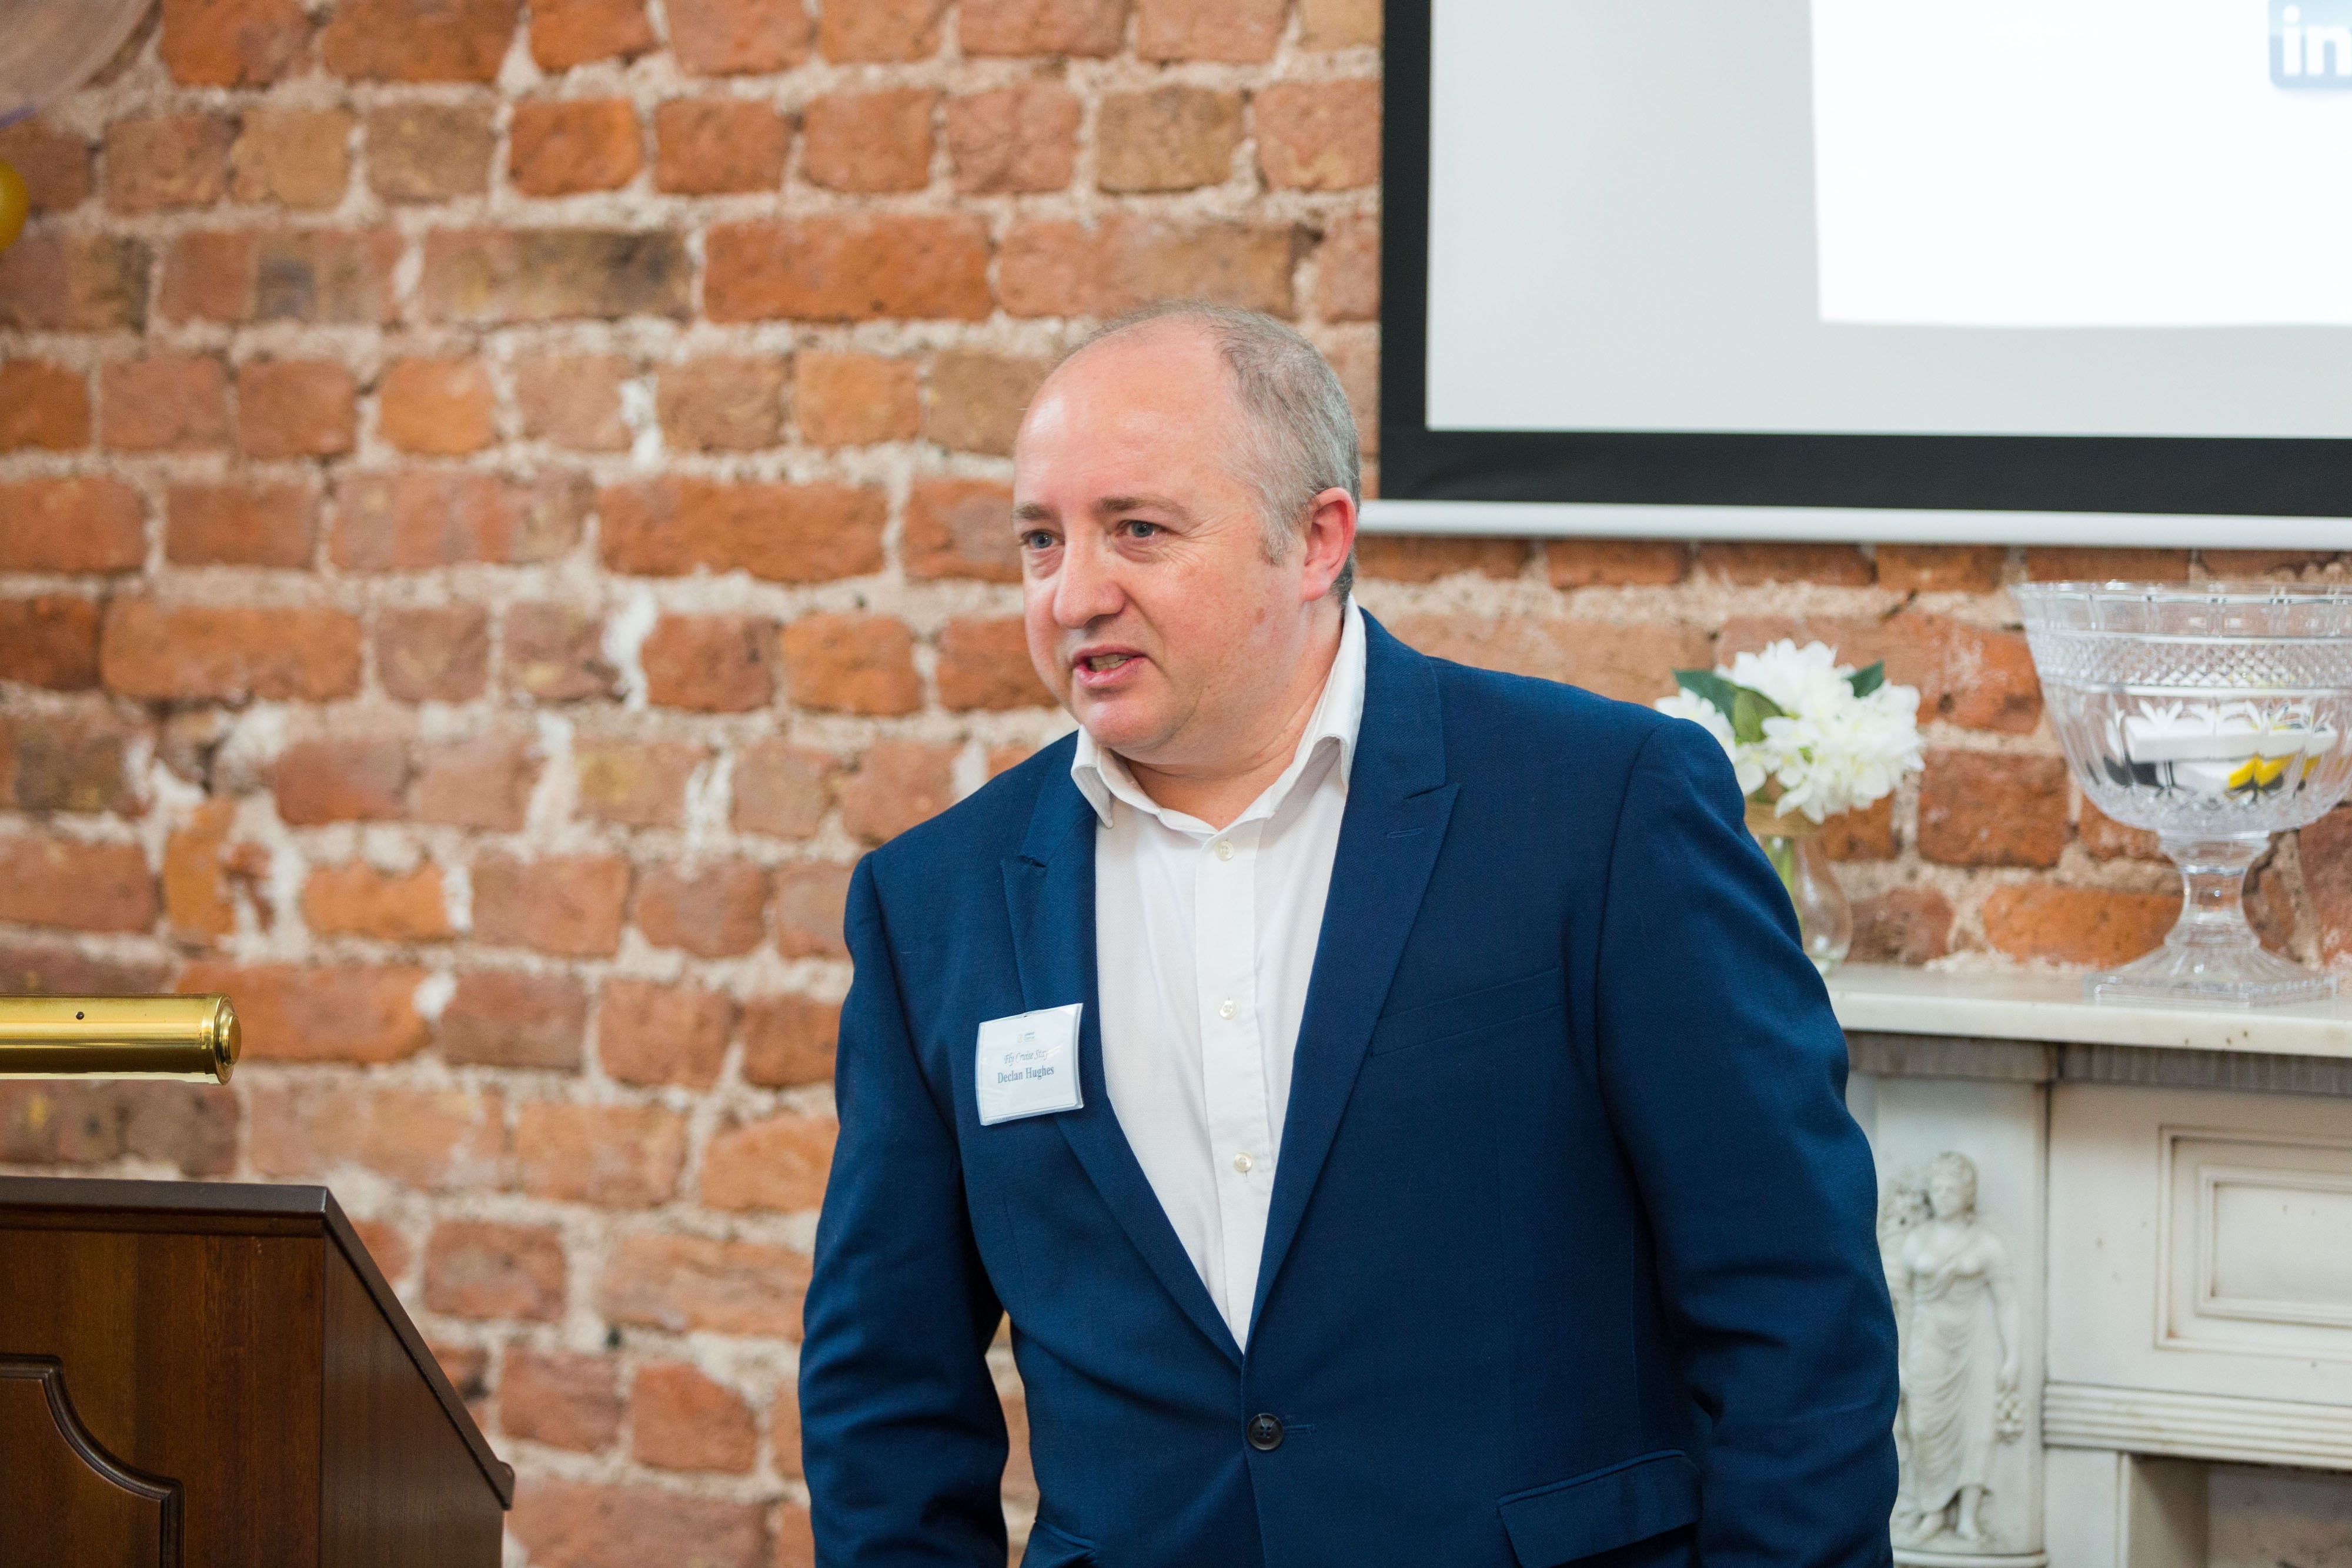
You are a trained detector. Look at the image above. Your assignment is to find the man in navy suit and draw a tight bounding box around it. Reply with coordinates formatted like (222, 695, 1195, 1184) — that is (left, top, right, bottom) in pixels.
(801, 303, 1898, 1567)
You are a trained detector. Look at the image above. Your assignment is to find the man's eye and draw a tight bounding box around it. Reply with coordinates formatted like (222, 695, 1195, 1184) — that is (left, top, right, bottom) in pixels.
(1118, 520, 1160, 539)
(1018, 530, 1057, 550)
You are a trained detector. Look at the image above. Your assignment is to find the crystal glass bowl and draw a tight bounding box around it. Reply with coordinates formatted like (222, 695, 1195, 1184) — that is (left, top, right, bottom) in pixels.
(2012, 581, 2352, 1007)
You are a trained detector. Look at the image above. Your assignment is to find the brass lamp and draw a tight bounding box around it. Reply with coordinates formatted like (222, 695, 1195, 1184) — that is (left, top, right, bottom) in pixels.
(0, 994, 241, 1082)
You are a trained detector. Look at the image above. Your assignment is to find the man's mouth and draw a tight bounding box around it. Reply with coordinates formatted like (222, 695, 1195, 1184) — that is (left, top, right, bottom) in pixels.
(1084, 654, 1134, 673)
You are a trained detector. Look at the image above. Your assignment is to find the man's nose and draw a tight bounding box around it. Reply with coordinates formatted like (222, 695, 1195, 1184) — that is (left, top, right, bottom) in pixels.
(1052, 534, 1124, 627)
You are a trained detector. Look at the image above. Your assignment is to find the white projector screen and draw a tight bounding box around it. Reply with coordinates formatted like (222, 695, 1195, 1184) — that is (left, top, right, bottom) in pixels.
(1375, 0, 2352, 543)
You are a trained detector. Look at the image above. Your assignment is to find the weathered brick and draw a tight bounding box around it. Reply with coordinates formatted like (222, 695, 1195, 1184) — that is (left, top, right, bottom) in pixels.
(177, 960, 431, 1062)
(1254, 81, 1380, 190)
(573, 737, 707, 825)
(0, 1081, 237, 1175)
(238, 359, 359, 457)
(433, 1342, 487, 1403)
(0, 940, 169, 997)
(0, 480, 145, 573)
(1819, 795, 1896, 861)
(1099, 86, 1245, 193)
(230, 108, 353, 208)
(11, 717, 141, 815)
(1916, 750, 2069, 868)
(779, 1503, 816, 1565)
(161, 229, 402, 326)
(509, 1479, 767, 1568)
(635, 861, 769, 957)
(529, 0, 656, 69)
(667, 0, 812, 72)
(2203, 549, 2341, 577)
(652, 98, 788, 194)
(803, 89, 936, 193)
(632, 1364, 757, 1473)
(414, 728, 542, 830)
(1981, 884, 2176, 967)
(0, 835, 156, 932)
(0, 597, 103, 690)
(438, 970, 586, 1069)
(499, 1350, 621, 1452)
(937, 617, 1048, 710)
(2079, 797, 2163, 861)
(1357, 536, 1524, 584)
(999, 216, 1302, 318)
(1317, 212, 1379, 322)
(515, 1101, 687, 1203)
(597, 978, 733, 1088)
(990, 740, 1038, 776)
(781, 613, 920, 714)
(599, 1233, 811, 1338)
(599, 479, 885, 581)
(1138, 0, 1282, 59)
(251, 1084, 504, 1188)
(960, 0, 1124, 56)
(423, 1221, 565, 1320)
(0, 122, 92, 211)
(322, 0, 520, 81)
(505, 603, 617, 701)
(701, 1111, 836, 1212)
(0, 235, 151, 332)
(741, 994, 838, 1086)
(0, 361, 91, 450)
(2302, 807, 2352, 965)
(925, 352, 1048, 456)
(377, 605, 491, 702)
(732, 742, 836, 838)
(1391, 614, 1702, 704)
(773, 862, 852, 958)
(333, 471, 586, 569)
(302, 861, 452, 940)
(515, 353, 633, 451)
(378, 357, 497, 455)
(837, 740, 958, 842)
(795, 353, 919, 446)
(420, 228, 690, 323)
(470, 852, 630, 955)
(704, 215, 990, 322)
(275, 737, 409, 824)
(101, 356, 231, 452)
(823, 0, 944, 58)
(1697, 541, 1876, 587)
(1299, 0, 1378, 48)
(162, 0, 314, 84)
(904, 477, 1017, 581)
(945, 85, 1077, 195)
(105, 113, 234, 212)
(102, 602, 363, 701)
(1876, 544, 2005, 594)
(657, 357, 784, 452)
(2024, 547, 2191, 583)
(366, 103, 496, 200)
(510, 99, 643, 196)
(166, 481, 319, 567)
(162, 799, 242, 942)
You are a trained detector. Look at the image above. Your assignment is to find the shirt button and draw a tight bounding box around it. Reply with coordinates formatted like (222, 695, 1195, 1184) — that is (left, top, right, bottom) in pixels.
(1218, 999, 1238, 1020)
(1215, 840, 1235, 861)
(1232, 1153, 1253, 1174)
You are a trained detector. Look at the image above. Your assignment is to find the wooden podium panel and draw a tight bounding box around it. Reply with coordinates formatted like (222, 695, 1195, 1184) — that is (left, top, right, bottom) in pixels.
(0, 1177, 513, 1568)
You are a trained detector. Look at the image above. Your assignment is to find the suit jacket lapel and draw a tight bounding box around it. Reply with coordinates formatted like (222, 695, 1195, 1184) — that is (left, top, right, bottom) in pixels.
(1002, 770, 1245, 1368)
(1251, 617, 1455, 1336)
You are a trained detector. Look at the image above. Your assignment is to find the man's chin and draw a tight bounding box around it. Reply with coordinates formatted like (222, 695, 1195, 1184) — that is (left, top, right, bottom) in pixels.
(1071, 693, 1172, 759)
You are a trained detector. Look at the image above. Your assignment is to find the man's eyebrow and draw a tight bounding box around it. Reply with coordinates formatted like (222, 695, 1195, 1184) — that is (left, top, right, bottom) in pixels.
(1013, 501, 1053, 522)
(1094, 494, 1191, 518)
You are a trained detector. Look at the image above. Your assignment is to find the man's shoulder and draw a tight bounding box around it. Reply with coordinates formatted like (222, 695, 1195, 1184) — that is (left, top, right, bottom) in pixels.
(1419, 643, 1679, 768)
(866, 730, 1078, 888)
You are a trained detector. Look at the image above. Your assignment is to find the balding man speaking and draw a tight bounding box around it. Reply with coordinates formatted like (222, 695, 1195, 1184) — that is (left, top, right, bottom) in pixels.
(800, 305, 1897, 1568)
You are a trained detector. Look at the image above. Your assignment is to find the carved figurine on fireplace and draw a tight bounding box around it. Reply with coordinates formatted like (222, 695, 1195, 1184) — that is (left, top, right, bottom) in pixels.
(1885, 1152, 2023, 1551)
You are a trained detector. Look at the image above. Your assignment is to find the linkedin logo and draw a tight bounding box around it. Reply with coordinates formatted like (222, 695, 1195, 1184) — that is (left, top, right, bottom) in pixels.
(2275, 0, 2352, 86)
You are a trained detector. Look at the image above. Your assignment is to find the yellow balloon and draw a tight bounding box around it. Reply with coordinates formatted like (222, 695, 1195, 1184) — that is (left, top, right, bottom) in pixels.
(0, 159, 28, 252)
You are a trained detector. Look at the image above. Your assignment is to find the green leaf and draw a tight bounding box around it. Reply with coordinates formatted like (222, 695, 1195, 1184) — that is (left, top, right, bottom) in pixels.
(1849, 661, 1886, 698)
(1728, 686, 1783, 745)
(1673, 669, 1742, 716)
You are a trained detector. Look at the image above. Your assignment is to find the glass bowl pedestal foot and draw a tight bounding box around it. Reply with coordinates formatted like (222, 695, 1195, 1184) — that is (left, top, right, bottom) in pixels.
(2087, 833, 2336, 1007)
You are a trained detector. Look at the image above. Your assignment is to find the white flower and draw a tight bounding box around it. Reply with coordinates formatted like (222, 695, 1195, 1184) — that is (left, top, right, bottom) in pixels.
(1658, 690, 1768, 794)
(1654, 641, 1924, 821)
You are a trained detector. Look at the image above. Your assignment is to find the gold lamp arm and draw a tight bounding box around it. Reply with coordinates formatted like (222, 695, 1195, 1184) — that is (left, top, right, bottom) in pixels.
(0, 995, 241, 1084)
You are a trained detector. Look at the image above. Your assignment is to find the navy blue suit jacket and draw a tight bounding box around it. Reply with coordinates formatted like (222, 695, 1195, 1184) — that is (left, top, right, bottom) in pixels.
(801, 614, 1898, 1568)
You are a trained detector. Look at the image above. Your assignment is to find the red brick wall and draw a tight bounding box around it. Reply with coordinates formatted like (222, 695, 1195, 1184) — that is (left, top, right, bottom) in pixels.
(0, 3, 2348, 1563)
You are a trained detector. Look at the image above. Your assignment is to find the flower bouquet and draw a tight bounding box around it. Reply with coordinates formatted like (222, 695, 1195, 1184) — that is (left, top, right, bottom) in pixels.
(1656, 640, 1925, 972)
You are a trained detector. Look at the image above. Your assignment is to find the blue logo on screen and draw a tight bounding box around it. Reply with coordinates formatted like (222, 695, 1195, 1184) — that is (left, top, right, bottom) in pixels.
(2275, 1, 2352, 86)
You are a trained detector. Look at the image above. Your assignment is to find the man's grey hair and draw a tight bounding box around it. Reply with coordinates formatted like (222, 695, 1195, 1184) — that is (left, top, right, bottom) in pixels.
(1071, 301, 1360, 601)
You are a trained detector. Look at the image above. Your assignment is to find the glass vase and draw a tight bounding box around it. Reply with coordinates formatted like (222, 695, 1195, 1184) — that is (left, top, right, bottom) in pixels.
(1747, 804, 1852, 975)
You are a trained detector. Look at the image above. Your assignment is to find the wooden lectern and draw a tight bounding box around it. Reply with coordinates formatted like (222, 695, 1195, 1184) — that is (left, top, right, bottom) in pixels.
(0, 1175, 514, 1567)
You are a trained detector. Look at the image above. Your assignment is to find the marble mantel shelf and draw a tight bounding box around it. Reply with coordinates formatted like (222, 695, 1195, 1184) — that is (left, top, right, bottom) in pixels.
(1826, 963, 2352, 1061)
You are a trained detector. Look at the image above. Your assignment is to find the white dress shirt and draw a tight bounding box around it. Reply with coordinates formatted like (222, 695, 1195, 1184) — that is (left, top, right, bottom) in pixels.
(1072, 601, 1367, 1346)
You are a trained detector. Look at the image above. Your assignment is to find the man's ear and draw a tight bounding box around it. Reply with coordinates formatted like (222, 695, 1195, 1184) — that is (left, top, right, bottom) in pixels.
(1299, 487, 1358, 601)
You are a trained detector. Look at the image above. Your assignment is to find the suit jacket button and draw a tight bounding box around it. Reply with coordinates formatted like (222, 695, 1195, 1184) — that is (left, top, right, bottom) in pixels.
(1246, 1413, 1284, 1452)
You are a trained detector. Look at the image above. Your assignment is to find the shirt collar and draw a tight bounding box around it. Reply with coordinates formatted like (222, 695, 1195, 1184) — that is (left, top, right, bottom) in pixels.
(1071, 598, 1367, 833)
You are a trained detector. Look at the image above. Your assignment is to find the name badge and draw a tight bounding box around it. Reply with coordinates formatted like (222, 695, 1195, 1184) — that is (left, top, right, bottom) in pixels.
(974, 1003, 1084, 1126)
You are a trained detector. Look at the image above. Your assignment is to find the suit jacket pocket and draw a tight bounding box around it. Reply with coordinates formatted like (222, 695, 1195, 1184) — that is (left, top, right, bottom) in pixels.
(1496, 1450, 1699, 1567)
(1369, 965, 1565, 1057)
(1020, 1519, 1097, 1567)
